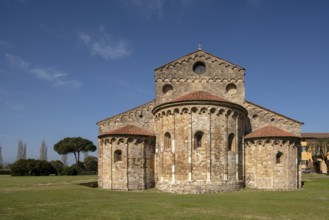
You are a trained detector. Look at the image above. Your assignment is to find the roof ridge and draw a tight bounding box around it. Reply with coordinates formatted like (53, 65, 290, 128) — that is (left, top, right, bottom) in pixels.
(155, 49, 244, 72)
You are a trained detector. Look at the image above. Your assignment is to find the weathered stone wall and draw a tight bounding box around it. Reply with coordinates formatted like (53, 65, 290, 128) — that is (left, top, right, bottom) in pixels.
(97, 100, 155, 135)
(153, 102, 247, 193)
(245, 138, 299, 190)
(98, 135, 155, 190)
(97, 49, 302, 193)
(244, 101, 302, 136)
(155, 50, 245, 106)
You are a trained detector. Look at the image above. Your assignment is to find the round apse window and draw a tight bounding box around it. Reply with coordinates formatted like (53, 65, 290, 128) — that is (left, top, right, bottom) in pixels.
(193, 61, 206, 74)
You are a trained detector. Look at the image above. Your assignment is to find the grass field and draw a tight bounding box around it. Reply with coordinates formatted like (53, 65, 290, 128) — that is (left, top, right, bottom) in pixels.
(0, 174, 329, 220)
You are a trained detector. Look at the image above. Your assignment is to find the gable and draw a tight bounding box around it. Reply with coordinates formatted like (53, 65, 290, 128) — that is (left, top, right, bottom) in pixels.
(154, 49, 246, 106)
(97, 100, 155, 135)
(245, 100, 303, 136)
(155, 49, 245, 81)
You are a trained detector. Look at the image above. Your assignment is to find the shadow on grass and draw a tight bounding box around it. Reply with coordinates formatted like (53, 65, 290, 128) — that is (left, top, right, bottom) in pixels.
(79, 181, 98, 188)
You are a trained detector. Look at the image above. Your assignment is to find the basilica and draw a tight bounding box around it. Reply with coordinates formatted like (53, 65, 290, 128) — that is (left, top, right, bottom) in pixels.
(97, 49, 302, 193)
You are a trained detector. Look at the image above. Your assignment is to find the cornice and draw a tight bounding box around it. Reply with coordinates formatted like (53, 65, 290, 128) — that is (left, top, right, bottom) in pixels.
(155, 77, 244, 83)
(155, 50, 245, 72)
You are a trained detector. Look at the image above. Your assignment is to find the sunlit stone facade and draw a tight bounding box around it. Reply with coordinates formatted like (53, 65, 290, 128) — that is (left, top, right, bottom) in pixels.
(97, 49, 302, 193)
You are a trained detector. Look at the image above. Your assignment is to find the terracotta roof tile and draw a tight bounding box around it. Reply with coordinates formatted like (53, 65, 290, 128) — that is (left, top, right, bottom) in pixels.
(169, 90, 228, 103)
(99, 124, 154, 137)
(245, 126, 297, 139)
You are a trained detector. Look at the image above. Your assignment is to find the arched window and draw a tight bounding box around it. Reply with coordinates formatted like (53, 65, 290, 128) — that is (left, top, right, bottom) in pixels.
(164, 132, 171, 150)
(114, 150, 122, 163)
(194, 131, 204, 149)
(228, 133, 236, 152)
(276, 151, 283, 164)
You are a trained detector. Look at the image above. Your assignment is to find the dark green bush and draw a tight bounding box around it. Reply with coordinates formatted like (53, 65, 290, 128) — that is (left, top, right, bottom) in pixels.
(10, 159, 53, 176)
(49, 160, 64, 175)
(83, 156, 98, 172)
(63, 165, 78, 176)
(0, 169, 11, 175)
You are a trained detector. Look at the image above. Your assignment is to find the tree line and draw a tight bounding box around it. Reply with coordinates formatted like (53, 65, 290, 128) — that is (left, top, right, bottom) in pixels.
(0, 137, 97, 176)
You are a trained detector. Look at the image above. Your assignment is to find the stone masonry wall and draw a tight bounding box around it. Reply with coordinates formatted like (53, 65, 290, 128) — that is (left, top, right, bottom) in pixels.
(245, 138, 299, 190)
(98, 135, 155, 190)
(97, 100, 155, 135)
(153, 102, 247, 193)
(155, 50, 245, 106)
(245, 101, 302, 136)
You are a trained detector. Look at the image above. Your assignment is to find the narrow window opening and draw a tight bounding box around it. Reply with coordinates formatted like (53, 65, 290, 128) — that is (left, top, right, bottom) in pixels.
(228, 133, 236, 152)
(194, 131, 204, 149)
(276, 151, 283, 164)
(114, 150, 122, 163)
(164, 132, 171, 150)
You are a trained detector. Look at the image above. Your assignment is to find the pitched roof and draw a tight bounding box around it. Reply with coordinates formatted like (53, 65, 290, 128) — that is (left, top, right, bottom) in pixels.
(301, 133, 329, 139)
(169, 90, 229, 103)
(155, 49, 244, 72)
(245, 126, 298, 139)
(99, 124, 154, 137)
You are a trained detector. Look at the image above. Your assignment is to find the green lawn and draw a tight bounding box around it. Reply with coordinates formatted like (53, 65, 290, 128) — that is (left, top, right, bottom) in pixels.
(0, 174, 328, 220)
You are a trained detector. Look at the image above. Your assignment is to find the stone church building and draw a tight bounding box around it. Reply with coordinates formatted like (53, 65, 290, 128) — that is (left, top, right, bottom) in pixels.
(97, 49, 303, 193)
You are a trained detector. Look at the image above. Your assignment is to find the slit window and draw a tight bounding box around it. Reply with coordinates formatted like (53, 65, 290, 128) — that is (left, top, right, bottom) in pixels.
(114, 150, 122, 163)
(276, 151, 283, 164)
(194, 131, 204, 149)
(228, 133, 236, 152)
(164, 132, 171, 150)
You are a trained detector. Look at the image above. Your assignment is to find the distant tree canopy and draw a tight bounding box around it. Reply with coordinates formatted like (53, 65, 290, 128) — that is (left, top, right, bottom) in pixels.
(10, 159, 54, 176)
(83, 156, 98, 172)
(54, 137, 96, 166)
(315, 138, 329, 168)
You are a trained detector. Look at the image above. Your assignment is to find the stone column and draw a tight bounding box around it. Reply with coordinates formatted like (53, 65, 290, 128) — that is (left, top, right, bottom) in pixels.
(98, 139, 103, 188)
(172, 112, 176, 184)
(271, 140, 274, 189)
(160, 114, 164, 183)
(142, 139, 145, 189)
(286, 142, 290, 190)
(255, 142, 258, 188)
(224, 113, 228, 181)
(240, 116, 245, 182)
(207, 108, 211, 183)
(235, 114, 239, 181)
(126, 141, 129, 190)
(110, 141, 113, 189)
(188, 110, 192, 182)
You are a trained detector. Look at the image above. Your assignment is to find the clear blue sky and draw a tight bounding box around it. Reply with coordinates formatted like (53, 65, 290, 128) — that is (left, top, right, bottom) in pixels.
(1, 0, 328, 164)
